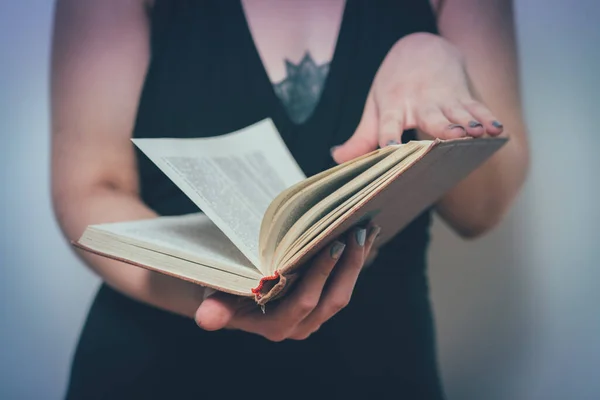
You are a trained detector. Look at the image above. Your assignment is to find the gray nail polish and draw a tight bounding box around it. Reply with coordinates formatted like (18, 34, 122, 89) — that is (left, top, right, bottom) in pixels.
(468, 120, 483, 128)
(448, 124, 465, 131)
(386, 140, 400, 146)
(355, 228, 367, 247)
(492, 120, 503, 128)
(368, 225, 382, 242)
(330, 241, 346, 259)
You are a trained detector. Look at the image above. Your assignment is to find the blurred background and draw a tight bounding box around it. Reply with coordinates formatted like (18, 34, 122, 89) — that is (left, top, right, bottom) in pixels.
(1, 1, 599, 399)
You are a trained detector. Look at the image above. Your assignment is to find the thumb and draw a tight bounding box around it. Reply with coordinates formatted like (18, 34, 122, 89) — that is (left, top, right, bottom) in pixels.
(194, 291, 238, 331)
(331, 92, 378, 164)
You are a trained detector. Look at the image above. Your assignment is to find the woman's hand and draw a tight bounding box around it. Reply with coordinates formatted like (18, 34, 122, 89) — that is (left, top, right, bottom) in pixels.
(331, 32, 505, 164)
(194, 225, 380, 341)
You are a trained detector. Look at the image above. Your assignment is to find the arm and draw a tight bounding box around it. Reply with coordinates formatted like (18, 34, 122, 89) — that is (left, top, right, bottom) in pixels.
(433, 0, 530, 238)
(51, 0, 380, 341)
(332, 0, 528, 239)
(51, 0, 204, 318)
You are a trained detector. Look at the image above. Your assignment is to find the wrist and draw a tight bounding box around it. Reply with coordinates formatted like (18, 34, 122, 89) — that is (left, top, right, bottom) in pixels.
(143, 272, 207, 319)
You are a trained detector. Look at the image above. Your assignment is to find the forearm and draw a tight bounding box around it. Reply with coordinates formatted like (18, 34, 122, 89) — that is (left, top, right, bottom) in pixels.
(435, 131, 529, 238)
(432, 0, 530, 238)
(433, 41, 530, 238)
(54, 186, 204, 318)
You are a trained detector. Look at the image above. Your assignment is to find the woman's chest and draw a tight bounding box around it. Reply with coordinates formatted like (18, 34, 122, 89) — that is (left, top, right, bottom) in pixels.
(241, 0, 346, 84)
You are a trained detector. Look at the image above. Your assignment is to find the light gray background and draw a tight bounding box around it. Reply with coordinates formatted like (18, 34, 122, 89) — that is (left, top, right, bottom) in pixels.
(1, 1, 598, 399)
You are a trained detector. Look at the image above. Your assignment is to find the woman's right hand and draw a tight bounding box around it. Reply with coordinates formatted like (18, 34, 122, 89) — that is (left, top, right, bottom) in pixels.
(195, 224, 381, 341)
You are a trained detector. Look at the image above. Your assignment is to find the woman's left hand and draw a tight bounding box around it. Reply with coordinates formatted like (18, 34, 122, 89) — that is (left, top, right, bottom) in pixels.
(331, 32, 505, 164)
(194, 224, 380, 341)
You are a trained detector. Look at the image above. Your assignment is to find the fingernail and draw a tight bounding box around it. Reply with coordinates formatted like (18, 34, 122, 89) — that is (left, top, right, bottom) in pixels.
(468, 120, 483, 128)
(492, 120, 503, 129)
(355, 228, 367, 247)
(386, 140, 400, 146)
(368, 225, 382, 242)
(202, 288, 216, 301)
(330, 241, 346, 259)
(448, 123, 466, 133)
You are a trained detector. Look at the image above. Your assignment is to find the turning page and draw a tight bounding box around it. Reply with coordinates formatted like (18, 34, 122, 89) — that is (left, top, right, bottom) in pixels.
(132, 119, 306, 269)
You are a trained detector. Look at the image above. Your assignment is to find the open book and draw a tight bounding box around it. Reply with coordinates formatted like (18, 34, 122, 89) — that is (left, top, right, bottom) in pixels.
(74, 119, 507, 305)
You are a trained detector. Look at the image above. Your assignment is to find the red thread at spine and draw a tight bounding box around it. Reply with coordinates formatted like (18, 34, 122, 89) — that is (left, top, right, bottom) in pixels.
(251, 271, 280, 295)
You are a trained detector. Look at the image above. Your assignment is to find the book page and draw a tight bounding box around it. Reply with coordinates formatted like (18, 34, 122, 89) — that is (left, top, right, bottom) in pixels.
(277, 144, 429, 269)
(88, 213, 263, 279)
(259, 146, 396, 272)
(276, 137, 507, 274)
(271, 141, 426, 268)
(132, 119, 306, 271)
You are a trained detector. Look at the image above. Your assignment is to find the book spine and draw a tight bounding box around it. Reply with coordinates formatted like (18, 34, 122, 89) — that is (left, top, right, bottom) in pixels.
(251, 271, 280, 300)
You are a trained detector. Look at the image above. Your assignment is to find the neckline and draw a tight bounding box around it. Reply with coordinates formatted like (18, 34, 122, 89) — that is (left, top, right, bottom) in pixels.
(237, 0, 352, 128)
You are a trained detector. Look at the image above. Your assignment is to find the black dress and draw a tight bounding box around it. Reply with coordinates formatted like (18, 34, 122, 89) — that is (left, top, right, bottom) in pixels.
(65, 0, 445, 398)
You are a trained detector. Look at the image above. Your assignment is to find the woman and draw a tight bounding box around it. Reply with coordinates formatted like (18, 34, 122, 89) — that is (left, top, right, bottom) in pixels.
(51, 0, 528, 398)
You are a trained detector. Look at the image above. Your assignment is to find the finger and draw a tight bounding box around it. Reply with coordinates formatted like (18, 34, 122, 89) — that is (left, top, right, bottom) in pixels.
(364, 248, 379, 268)
(441, 103, 485, 137)
(362, 225, 381, 269)
(462, 100, 504, 136)
(232, 240, 346, 341)
(377, 107, 405, 148)
(364, 224, 382, 257)
(194, 291, 239, 331)
(416, 106, 467, 139)
(298, 227, 367, 330)
(331, 93, 378, 164)
(278, 240, 346, 321)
